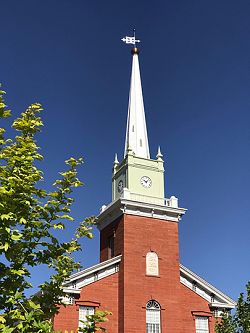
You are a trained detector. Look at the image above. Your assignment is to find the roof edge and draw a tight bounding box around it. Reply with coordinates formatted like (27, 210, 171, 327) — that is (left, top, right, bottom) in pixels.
(180, 264, 236, 307)
(64, 255, 122, 284)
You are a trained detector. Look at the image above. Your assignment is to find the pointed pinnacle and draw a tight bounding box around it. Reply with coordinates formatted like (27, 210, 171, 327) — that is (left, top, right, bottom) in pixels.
(156, 146, 163, 160)
(114, 153, 119, 165)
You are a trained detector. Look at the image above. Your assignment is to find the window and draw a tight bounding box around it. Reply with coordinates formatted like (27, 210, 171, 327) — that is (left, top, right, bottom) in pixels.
(79, 306, 94, 328)
(146, 300, 161, 333)
(108, 235, 114, 259)
(195, 316, 209, 333)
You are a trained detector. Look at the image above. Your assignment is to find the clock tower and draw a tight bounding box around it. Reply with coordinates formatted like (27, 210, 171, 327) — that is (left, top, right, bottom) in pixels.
(112, 47, 165, 204)
(97, 43, 186, 332)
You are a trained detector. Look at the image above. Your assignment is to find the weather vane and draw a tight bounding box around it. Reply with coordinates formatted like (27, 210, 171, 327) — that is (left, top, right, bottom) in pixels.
(121, 29, 140, 46)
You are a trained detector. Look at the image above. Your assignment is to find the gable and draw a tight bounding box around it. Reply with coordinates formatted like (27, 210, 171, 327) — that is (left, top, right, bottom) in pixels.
(61, 255, 235, 311)
(61, 255, 121, 304)
(180, 264, 236, 311)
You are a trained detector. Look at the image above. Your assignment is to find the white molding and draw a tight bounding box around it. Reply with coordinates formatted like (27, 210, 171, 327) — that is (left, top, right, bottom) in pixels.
(61, 256, 235, 311)
(180, 264, 236, 309)
(63, 287, 81, 294)
(210, 302, 235, 309)
(63, 255, 121, 293)
(97, 197, 186, 231)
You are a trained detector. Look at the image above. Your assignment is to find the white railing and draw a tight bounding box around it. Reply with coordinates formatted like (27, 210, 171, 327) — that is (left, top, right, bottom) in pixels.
(121, 189, 178, 208)
(100, 190, 178, 213)
(127, 192, 166, 206)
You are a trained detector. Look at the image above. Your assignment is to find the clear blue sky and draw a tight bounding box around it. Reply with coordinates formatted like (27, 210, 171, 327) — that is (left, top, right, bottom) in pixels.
(1, 0, 249, 302)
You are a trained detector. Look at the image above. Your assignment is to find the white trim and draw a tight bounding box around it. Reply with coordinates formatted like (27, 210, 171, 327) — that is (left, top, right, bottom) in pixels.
(180, 264, 236, 309)
(61, 255, 235, 311)
(97, 197, 186, 231)
(210, 302, 235, 309)
(67, 255, 122, 281)
(63, 255, 121, 292)
(63, 288, 81, 294)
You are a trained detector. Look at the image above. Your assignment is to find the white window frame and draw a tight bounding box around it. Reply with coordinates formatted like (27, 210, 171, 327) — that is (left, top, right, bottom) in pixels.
(146, 300, 161, 333)
(78, 306, 95, 328)
(195, 316, 209, 333)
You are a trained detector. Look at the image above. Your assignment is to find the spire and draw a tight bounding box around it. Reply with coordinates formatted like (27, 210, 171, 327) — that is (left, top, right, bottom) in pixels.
(123, 33, 150, 159)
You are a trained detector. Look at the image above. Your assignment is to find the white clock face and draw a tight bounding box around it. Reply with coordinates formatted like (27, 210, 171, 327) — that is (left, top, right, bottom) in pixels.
(140, 176, 152, 188)
(118, 179, 124, 193)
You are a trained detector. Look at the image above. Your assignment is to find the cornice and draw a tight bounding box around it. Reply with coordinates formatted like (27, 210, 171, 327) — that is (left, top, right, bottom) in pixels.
(64, 255, 122, 283)
(180, 264, 236, 308)
(97, 197, 187, 231)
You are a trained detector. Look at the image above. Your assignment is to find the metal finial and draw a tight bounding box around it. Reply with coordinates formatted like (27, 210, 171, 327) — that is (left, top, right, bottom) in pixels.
(121, 29, 140, 46)
(133, 28, 136, 46)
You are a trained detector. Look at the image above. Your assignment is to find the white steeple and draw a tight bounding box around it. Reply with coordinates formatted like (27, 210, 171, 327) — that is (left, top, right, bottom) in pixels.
(124, 48, 150, 159)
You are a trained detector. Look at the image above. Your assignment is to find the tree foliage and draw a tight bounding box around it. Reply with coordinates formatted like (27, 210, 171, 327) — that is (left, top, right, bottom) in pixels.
(0, 89, 97, 332)
(216, 282, 250, 333)
(78, 310, 112, 333)
(216, 311, 235, 333)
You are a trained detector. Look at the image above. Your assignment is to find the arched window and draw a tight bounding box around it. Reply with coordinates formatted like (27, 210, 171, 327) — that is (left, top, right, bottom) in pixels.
(146, 300, 161, 333)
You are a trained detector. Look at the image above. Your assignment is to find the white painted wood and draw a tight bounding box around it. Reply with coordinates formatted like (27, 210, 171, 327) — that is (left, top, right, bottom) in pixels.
(79, 306, 94, 328)
(195, 317, 209, 333)
(124, 52, 150, 158)
(180, 265, 236, 310)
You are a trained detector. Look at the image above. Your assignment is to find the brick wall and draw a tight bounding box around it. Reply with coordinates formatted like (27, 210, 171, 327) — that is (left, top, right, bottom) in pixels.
(121, 214, 182, 333)
(55, 212, 219, 333)
(53, 273, 118, 333)
(180, 283, 217, 333)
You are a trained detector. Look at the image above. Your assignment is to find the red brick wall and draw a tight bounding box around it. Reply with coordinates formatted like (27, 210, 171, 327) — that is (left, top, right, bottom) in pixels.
(100, 216, 124, 262)
(100, 213, 217, 333)
(53, 272, 118, 333)
(55, 212, 219, 333)
(180, 283, 217, 333)
(120, 214, 182, 333)
(53, 304, 79, 333)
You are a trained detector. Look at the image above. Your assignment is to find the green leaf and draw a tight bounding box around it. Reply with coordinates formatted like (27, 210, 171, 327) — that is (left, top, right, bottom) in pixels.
(20, 217, 27, 224)
(53, 223, 65, 230)
(11, 231, 22, 241)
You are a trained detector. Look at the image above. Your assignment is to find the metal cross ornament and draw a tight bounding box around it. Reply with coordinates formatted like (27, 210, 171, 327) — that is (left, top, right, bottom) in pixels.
(121, 29, 140, 45)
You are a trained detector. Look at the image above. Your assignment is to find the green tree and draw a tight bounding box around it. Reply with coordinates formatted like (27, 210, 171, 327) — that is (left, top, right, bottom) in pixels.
(216, 282, 250, 333)
(78, 310, 112, 333)
(235, 282, 250, 332)
(0, 89, 97, 332)
(215, 311, 235, 333)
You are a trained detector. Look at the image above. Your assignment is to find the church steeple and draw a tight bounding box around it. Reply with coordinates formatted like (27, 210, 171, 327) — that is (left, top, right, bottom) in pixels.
(112, 34, 165, 202)
(124, 47, 150, 159)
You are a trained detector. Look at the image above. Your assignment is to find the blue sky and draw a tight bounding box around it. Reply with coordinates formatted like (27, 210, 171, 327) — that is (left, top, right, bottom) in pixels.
(1, 0, 249, 302)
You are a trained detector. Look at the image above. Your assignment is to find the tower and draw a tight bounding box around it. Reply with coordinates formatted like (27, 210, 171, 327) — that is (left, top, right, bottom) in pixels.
(98, 41, 186, 332)
(112, 47, 165, 204)
(54, 34, 236, 333)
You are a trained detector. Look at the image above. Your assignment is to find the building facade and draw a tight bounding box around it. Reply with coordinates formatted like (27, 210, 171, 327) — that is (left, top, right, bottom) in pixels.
(54, 45, 235, 333)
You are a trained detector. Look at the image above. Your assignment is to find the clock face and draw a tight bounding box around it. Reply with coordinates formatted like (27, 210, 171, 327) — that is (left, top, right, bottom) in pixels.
(140, 176, 152, 188)
(118, 179, 124, 193)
